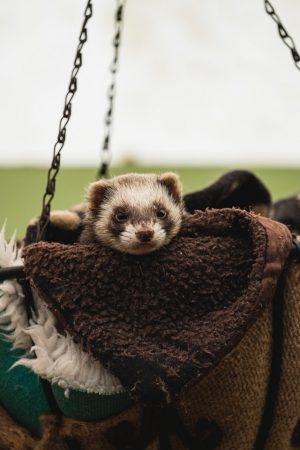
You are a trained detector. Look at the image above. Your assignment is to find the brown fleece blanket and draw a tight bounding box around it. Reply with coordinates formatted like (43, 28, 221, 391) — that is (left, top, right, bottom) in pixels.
(22, 209, 292, 404)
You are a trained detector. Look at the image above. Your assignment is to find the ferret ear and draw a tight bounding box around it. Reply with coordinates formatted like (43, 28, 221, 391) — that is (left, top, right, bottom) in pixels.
(159, 172, 182, 204)
(87, 180, 112, 215)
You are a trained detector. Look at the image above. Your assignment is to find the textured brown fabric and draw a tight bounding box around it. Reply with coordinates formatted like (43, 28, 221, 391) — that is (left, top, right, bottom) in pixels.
(35, 416, 69, 450)
(60, 405, 147, 450)
(0, 403, 37, 450)
(265, 260, 300, 450)
(177, 301, 273, 450)
(0, 402, 157, 450)
(23, 209, 291, 404)
(2, 261, 300, 449)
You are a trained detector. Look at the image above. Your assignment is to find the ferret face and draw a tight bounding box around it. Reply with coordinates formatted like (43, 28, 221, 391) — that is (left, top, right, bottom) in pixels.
(86, 173, 183, 255)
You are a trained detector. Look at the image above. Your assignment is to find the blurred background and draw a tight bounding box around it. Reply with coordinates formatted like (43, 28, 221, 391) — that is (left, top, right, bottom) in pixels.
(1, 0, 300, 237)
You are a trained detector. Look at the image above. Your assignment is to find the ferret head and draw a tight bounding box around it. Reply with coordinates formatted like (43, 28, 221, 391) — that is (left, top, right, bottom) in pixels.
(86, 172, 183, 255)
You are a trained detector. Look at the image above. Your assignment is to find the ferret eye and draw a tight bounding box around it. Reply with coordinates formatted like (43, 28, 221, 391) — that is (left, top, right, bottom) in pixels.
(156, 208, 167, 219)
(115, 211, 128, 223)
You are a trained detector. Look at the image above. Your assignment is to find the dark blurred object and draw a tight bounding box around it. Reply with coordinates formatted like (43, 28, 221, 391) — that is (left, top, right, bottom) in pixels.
(272, 195, 300, 234)
(184, 170, 272, 216)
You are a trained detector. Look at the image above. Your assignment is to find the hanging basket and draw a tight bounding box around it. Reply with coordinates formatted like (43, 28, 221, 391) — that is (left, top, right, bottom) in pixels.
(2, 208, 300, 450)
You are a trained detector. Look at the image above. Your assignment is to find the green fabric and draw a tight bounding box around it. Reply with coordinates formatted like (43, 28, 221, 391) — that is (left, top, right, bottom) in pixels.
(0, 337, 51, 437)
(0, 336, 133, 434)
(52, 384, 133, 421)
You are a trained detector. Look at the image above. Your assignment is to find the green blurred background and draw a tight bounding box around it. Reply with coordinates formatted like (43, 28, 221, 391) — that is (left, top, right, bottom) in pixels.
(1, 165, 299, 238)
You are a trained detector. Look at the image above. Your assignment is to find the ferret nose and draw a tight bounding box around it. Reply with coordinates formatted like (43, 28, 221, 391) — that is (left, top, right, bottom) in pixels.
(135, 230, 154, 242)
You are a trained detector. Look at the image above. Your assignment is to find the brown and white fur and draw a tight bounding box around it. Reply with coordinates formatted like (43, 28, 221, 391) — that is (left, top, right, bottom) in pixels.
(79, 172, 183, 255)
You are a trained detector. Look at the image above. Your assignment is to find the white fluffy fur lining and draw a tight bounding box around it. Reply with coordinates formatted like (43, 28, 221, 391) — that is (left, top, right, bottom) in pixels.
(0, 226, 124, 395)
(0, 225, 31, 349)
(16, 294, 124, 394)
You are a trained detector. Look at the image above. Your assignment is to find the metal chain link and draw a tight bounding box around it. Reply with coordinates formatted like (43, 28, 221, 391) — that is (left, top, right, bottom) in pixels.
(265, 0, 300, 70)
(97, 0, 126, 179)
(38, 0, 299, 241)
(36, 0, 93, 241)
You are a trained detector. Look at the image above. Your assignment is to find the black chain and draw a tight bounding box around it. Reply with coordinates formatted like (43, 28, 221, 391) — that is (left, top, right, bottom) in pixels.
(36, 0, 93, 241)
(37, 0, 300, 240)
(265, 0, 300, 70)
(97, 0, 126, 179)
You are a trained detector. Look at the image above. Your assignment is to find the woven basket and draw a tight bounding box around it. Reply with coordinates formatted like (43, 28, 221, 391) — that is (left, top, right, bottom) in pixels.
(1, 260, 300, 450)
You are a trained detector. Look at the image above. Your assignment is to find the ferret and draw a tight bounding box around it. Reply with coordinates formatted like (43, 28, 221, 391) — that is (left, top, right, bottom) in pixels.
(79, 172, 183, 255)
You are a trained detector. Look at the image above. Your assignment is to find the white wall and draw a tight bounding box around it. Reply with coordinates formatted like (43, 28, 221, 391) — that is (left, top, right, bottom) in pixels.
(1, 0, 300, 166)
